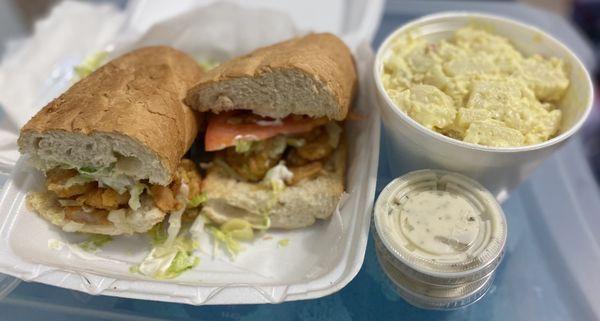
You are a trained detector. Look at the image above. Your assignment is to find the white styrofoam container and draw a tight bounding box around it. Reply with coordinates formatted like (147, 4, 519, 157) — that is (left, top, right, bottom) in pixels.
(373, 12, 594, 203)
(0, 1, 383, 305)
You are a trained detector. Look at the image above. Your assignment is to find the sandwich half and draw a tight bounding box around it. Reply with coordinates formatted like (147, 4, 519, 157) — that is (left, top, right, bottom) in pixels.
(185, 33, 357, 229)
(19, 46, 204, 235)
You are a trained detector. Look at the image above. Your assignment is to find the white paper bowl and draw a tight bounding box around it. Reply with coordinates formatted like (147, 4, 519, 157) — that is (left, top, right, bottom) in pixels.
(373, 12, 594, 202)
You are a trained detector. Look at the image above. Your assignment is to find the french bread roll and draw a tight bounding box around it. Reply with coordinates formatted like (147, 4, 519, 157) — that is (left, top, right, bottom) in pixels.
(184, 33, 357, 120)
(18, 46, 203, 235)
(19, 46, 202, 185)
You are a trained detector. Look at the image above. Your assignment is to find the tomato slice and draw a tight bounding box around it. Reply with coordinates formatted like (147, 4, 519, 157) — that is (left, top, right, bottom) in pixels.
(204, 112, 328, 151)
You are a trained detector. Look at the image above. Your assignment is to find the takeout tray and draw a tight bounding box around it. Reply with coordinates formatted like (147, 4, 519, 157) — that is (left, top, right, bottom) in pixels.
(0, 0, 383, 305)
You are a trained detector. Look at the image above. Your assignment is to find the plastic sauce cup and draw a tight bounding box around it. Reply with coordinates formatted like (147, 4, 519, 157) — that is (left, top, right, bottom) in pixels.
(373, 170, 507, 310)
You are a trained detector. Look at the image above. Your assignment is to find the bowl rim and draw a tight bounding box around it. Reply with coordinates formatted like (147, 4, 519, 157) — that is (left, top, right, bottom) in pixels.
(373, 11, 595, 154)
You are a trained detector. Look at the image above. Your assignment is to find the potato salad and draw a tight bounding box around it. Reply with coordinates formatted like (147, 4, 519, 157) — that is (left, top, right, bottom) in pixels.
(382, 27, 570, 147)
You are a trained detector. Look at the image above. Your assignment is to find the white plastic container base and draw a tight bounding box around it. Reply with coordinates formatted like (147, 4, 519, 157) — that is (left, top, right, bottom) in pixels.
(0, 1, 382, 305)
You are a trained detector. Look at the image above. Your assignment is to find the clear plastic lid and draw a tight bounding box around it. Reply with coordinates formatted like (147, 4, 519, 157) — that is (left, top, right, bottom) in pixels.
(374, 170, 507, 285)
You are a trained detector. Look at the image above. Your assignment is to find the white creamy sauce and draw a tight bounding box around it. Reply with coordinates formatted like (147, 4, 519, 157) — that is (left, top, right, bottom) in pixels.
(395, 190, 480, 255)
(261, 162, 293, 189)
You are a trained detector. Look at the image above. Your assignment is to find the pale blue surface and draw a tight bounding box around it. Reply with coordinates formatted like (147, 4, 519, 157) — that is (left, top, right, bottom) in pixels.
(0, 2, 599, 320)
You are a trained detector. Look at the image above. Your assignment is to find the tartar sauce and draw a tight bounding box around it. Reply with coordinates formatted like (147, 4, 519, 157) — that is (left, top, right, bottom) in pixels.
(374, 169, 507, 309)
(398, 189, 479, 256)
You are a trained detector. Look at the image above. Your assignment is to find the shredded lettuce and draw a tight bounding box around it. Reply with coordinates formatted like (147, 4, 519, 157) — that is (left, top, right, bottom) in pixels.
(197, 59, 219, 71)
(278, 239, 290, 247)
(188, 193, 207, 208)
(205, 218, 260, 257)
(169, 251, 199, 276)
(64, 174, 93, 188)
(134, 236, 199, 279)
(221, 218, 254, 241)
(48, 239, 64, 250)
(207, 226, 242, 257)
(189, 214, 206, 244)
(252, 215, 271, 231)
(76, 166, 135, 194)
(148, 222, 168, 246)
(77, 167, 97, 179)
(325, 122, 343, 148)
(128, 183, 147, 210)
(166, 183, 189, 241)
(78, 234, 112, 252)
(235, 139, 254, 153)
(235, 135, 289, 157)
(97, 174, 135, 195)
(74, 51, 108, 79)
(79, 167, 98, 174)
(268, 136, 288, 158)
(132, 183, 197, 279)
(245, 162, 292, 231)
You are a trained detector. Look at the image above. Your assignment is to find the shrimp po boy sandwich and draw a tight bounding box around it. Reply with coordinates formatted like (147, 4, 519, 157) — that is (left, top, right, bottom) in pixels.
(184, 33, 357, 229)
(19, 46, 204, 235)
